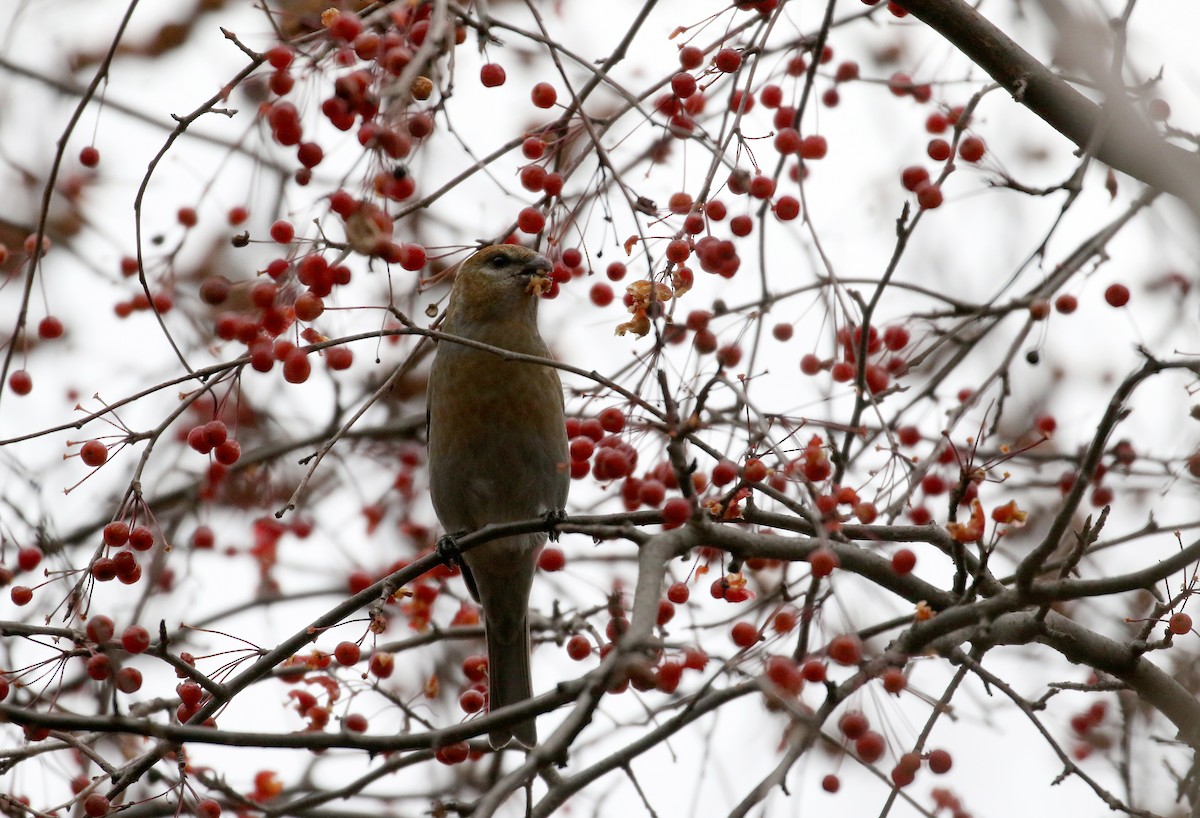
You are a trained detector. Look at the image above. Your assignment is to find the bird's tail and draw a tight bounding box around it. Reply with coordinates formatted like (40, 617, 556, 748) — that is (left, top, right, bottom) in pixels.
(486, 608, 535, 749)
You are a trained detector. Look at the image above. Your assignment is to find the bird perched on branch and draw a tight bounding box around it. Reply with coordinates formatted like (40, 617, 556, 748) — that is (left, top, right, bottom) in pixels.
(427, 244, 569, 749)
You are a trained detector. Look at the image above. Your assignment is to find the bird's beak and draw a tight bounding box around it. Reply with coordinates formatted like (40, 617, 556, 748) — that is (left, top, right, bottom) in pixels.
(522, 256, 554, 296)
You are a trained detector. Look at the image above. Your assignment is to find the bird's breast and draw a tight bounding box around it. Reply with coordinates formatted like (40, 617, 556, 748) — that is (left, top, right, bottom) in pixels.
(427, 339, 568, 531)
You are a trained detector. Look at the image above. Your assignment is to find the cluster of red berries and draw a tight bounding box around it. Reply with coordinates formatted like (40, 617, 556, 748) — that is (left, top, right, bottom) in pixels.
(1067, 698, 1111, 760)
(111, 254, 175, 319)
(203, 247, 356, 383)
(566, 408, 633, 480)
(263, 6, 462, 189)
(73, 615, 151, 697)
(89, 520, 155, 586)
(800, 323, 911, 394)
(828, 708, 955, 789)
(901, 107, 987, 210)
(1056, 450, 1132, 508)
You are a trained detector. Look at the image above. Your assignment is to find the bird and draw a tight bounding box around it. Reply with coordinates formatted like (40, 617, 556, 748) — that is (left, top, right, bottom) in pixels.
(426, 244, 569, 749)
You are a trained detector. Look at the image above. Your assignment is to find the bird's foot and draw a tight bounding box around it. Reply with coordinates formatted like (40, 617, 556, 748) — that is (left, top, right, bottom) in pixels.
(543, 508, 566, 542)
(436, 532, 467, 570)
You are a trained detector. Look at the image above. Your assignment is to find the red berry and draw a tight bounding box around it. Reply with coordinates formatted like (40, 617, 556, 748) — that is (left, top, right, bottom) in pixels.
(294, 292, 324, 322)
(480, 63, 506, 87)
(882, 667, 907, 694)
(711, 459, 738, 486)
(115, 666, 143, 693)
(176, 681, 203, 709)
(369, 652, 394, 678)
(665, 238, 691, 263)
(1169, 612, 1193, 635)
(730, 621, 759, 648)
(215, 440, 241, 465)
(900, 166, 930, 192)
(958, 135, 986, 162)
(764, 655, 803, 694)
(714, 48, 742, 73)
(838, 710, 869, 739)
(121, 625, 151, 653)
(671, 72, 698, 99)
(282, 349, 311, 384)
(530, 82, 558, 108)
(435, 741, 470, 765)
(269, 220, 295, 243)
(827, 633, 863, 665)
(661, 497, 691, 529)
(891, 755, 919, 787)
(598, 407, 625, 433)
(891, 548, 917, 574)
(334, 641, 361, 666)
(927, 138, 951, 161)
(458, 689, 485, 713)
(328, 12, 362, 41)
(799, 135, 827, 159)
(80, 440, 108, 467)
(191, 526, 215, 549)
(37, 316, 64, 339)
(667, 582, 689, 604)
(705, 200, 728, 221)
(83, 793, 111, 817)
(566, 634, 592, 660)
(887, 71, 912, 96)
(638, 479, 666, 506)
(87, 615, 115, 643)
(855, 730, 886, 762)
(801, 660, 827, 682)
(916, 183, 943, 210)
(80, 146, 100, 167)
(177, 207, 198, 228)
(266, 45, 293, 69)
(882, 325, 910, 351)
(11, 586, 33, 605)
(195, 800, 222, 818)
(462, 654, 488, 682)
(103, 521, 130, 546)
(800, 354, 823, 375)
(809, 547, 839, 577)
(928, 748, 953, 773)
(821, 774, 840, 793)
(538, 547, 566, 572)
(128, 526, 154, 551)
(774, 127, 801, 155)
(679, 46, 704, 70)
(580, 281, 611, 309)
(743, 458, 768, 482)
(519, 164, 547, 192)
(297, 142, 323, 168)
(517, 207, 546, 234)
(1104, 283, 1130, 307)
(8, 370, 32, 395)
(830, 361, 854, 382)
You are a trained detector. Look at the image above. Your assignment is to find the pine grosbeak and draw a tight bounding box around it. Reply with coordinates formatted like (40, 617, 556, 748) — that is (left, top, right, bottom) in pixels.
(427, 244, 569, 748)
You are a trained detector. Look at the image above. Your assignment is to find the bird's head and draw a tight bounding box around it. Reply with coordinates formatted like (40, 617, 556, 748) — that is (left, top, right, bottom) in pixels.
(444, 244, 554, 329)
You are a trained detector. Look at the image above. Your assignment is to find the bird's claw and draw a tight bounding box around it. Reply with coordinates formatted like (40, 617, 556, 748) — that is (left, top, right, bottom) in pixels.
(436, 532, 467, 570)
(544, 508, 566, 542)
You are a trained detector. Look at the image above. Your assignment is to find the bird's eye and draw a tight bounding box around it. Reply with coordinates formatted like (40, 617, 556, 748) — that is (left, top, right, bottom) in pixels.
(490, 255, 510, 268)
